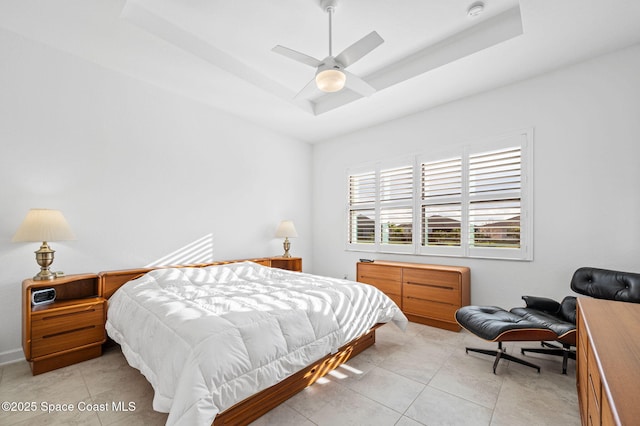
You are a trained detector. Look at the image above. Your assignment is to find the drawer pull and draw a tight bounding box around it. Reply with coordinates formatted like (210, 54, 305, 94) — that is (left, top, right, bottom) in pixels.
(360, 275, 394, 281)
(41, 308, 97, 321)
(360, 275, 398, 281)
(406, 296, 455, 306)
(406, 281, 454, 290)
(42, 325, 96, 339)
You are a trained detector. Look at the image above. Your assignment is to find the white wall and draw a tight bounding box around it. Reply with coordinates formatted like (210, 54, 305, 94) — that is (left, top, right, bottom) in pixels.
(0, 30, 312, 363)
(311, 43, 640, 309)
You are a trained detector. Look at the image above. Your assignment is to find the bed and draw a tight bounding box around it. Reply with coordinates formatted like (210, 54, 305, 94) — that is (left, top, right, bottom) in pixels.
(101, 259, 407, 425)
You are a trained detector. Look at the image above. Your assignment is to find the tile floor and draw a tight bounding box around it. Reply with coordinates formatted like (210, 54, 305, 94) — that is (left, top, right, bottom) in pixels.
(0, 322, 580, 425)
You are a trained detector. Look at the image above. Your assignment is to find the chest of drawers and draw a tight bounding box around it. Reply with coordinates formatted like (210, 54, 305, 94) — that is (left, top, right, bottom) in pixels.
(357, 261, 470, 331)
(577, 298, 640, 426)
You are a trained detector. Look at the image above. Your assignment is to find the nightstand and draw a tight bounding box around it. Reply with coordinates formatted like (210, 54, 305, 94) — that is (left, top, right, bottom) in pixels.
(22, 273, 106, 375)
(269, 257, 302, 272)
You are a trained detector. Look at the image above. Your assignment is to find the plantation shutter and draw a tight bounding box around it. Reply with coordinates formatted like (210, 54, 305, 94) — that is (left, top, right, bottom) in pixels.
(468, 147, 521, 248)
(420, 157, 463, 249)
(379, 165, 414, 246)
(348, 171, 376, 244)
(346, 129, 531, 260)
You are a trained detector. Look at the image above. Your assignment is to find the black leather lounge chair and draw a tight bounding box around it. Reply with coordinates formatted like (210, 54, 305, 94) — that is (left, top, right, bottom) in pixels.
(456, 267, 640, 374)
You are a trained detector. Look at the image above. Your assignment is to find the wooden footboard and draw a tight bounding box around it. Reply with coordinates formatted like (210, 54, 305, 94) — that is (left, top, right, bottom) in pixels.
(213, 325, 381, 426)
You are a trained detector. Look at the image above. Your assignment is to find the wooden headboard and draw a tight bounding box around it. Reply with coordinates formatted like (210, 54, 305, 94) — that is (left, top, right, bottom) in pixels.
(99, 257, 272, 299)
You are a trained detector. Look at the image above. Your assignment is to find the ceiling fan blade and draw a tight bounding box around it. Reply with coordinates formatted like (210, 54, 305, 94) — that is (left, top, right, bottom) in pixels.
(293, 78, 320, 100)
(334, 31, 384, 68)
(272, 45, 323, 68)
(343, 70, 376, 97)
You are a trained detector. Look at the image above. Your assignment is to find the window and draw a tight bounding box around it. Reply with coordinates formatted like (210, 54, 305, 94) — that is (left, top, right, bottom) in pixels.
(420, 157, 463, 254)
(468, 147, 522, 250)
(379, 165, 414, 249)
(347, 161, 415, 253)
(347, 130, 532, 260)
(348, 171, 376, 244)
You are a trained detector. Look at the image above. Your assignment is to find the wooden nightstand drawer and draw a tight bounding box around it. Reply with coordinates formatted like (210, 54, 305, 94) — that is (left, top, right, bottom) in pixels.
(31, 301, 104, 339)
(30, 300, 105, 359)
(31, 324, 105, 358)
(269, 257, 302, 272)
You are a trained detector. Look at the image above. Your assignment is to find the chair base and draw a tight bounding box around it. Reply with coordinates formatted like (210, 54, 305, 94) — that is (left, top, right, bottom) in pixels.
(520, 342, 575, 374)
(466, 342, 541, 374)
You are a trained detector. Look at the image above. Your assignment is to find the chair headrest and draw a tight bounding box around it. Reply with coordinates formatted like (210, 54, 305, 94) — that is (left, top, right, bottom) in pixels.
(571, 267, 640, 303)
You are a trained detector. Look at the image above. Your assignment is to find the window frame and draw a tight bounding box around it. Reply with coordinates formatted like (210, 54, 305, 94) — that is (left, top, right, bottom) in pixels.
(346, 129, 533, 261)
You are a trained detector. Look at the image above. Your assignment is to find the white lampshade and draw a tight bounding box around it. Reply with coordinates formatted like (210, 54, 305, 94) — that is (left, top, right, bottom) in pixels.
(315, 69, 346, 93)
(275, 220, 298, 238)
(12, 209, 76, 242)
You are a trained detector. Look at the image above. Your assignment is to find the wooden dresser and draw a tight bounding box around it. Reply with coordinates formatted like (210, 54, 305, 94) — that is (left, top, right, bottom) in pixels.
(357, 261, 470, 331)
(577, 298, 640, 426)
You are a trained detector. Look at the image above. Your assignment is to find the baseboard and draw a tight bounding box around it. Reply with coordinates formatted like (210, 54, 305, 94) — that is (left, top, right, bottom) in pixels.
(0, 348, 25, 366)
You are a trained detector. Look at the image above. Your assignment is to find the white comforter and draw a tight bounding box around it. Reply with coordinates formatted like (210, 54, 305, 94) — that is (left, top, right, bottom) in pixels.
(105, 261, 407, 425)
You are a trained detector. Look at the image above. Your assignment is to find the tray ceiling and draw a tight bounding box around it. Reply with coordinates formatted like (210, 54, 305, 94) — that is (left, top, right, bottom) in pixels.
(1, 0, 640, 142)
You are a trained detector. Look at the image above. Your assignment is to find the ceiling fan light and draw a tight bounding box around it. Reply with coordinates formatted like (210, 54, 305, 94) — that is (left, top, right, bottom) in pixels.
(315, 69, 346, 92)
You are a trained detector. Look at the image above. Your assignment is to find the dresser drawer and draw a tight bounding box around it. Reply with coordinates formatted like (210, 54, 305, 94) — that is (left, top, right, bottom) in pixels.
(31, 302, 105, 358)
(577, 308, 589, 423)
(387, 294, 402, 309)
(578, 341, 589, 421)
(577, 309, 588, 354)
(403, 297, 458, 322)
(402, 269, 460, 291)
(357, 264, 402, 296)
(587, 343, 601, 426)
(403, 282, 459, 305)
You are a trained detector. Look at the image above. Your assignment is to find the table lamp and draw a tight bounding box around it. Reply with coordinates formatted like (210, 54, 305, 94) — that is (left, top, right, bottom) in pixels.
(275, 220, 298, 258)
(12, 209, 76, 280)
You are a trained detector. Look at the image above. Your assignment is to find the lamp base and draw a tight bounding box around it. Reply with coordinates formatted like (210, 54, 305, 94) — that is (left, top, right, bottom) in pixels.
(34, 242, 56, 281)
(33, 270, 56, 281)
(282, 237, 292, 258)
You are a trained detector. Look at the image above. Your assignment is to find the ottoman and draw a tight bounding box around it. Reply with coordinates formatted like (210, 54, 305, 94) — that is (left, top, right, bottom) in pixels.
(455, 305, 559, 373)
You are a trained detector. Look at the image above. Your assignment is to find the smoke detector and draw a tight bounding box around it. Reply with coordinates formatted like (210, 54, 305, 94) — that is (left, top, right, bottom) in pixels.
(467, 2, 485, 17)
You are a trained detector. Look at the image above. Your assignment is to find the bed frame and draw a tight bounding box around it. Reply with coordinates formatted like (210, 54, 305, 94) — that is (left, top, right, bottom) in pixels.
(98, 257, 380, 426)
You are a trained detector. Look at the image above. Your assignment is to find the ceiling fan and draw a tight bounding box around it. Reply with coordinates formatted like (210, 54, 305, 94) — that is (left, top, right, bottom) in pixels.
(272, 0, 384, 99)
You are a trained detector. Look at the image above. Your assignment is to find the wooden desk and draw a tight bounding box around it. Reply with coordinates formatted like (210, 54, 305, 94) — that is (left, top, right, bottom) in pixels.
(577, 298, 640, 425)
